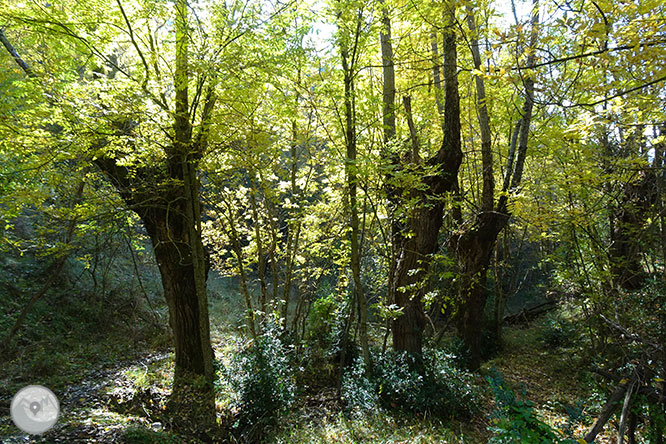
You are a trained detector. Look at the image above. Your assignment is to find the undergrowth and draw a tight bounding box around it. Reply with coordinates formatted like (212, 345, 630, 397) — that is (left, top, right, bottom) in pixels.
(220, 319, 296, 443)
(342, 348, 480, 420)
(486, 368, 579, 444)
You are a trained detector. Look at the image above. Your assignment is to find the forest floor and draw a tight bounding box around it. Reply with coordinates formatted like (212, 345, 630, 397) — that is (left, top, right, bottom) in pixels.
(0, 279, 639, 443)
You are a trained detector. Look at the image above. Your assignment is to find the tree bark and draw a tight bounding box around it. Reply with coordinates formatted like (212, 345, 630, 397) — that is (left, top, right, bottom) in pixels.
(452, 213, 507, 368)
(98, 155, 216, 437)
(391, 5, 462, 356)
(454, 0, 539, 369)
(97, 0, 217, 434)
(96, 147, 216, 434)
(340, 10, 370, 367)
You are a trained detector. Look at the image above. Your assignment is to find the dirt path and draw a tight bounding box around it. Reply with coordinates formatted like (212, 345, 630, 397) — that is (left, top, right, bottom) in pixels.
(1, 352, 169, 443)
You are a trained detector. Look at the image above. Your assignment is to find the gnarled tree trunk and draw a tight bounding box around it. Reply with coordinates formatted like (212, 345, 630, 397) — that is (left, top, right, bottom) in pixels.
(609, 171, 654, 290)
(453, 0, 539, 369)
(390, 5, 462, 356)
(142, 203, 216, 430)
(97, 156, 216, 436)
(98, 0, 217, 434)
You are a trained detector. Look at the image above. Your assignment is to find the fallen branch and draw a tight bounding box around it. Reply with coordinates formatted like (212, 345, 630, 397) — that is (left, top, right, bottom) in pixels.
(583, 379, 631, 443)
(617, 379, 636, 444)
(503, 300, 557, 324)
(591, 367, 661, 404)
(599, 314, 662, 350)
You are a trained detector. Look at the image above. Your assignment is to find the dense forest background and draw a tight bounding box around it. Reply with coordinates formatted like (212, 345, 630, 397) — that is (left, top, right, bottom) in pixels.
(0, 0, 665, 442)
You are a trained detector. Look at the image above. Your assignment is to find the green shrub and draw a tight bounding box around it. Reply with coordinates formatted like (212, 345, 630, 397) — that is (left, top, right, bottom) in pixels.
(343, 348, 479, 420)
(301, 293, 356, 389)
(341, 356, 380, 415)
(27, 345, 69, 377)
(442, 331, 499, 369)
(486, 369, 576, 444)
(223, 320, 296, 443)
(307, 293, 338, 347)
(540, 315, 577, 349)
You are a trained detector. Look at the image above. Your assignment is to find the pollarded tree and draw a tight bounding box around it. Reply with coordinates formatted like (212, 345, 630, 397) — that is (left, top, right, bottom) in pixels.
(93, 0, 217, 431)
(450, 0, 541, 369)
(1, 0, 285, 433)
(378, 0, 463, 356)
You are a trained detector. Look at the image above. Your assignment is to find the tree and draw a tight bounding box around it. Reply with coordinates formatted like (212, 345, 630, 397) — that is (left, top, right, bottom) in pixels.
(1, 0, 221, 433)
(93, 0, 218, 432)
(335, 0, 371, 368)
(385, 1, 463, 356)
(452, 0, 540, 369)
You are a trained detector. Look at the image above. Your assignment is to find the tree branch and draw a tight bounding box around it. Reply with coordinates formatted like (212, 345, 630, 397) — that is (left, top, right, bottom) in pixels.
(0, 28, 36, 77)
(402, 95, 419, 163)
(116, 0, 151, 90)
(518, 38, 666, 71)
(570, 75, 666, 108)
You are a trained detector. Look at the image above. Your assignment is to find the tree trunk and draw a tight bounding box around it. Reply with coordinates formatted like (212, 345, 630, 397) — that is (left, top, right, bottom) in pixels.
(454, 0, 539, 370)
(159, 0, 216, 431)
(222, 194, 257, 338)
(379, 0, 402, 356)
(654, 125, 666, 280)
(280, 119, 301, 327)
(380, 0, 396, 145)
(465, 7, 494, 212)
(249, 172, 268, 322)
(391, 5, 462, 357)
(609, 173, 653, 290)
(617, 379, 636, 444)
(340, 10, 370, 368)
(135, 201, 215, 434)
(492, 232, 507, 344)
(430, 30, 445, 130)
(96, 151, 218, 435)
(453, 213, 507, 368)
(392, 204, 445, 353)
(627, 411, 637, 444)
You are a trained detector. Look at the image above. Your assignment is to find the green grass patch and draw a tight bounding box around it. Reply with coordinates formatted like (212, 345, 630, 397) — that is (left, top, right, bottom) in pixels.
(270, 411, 484, 444)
